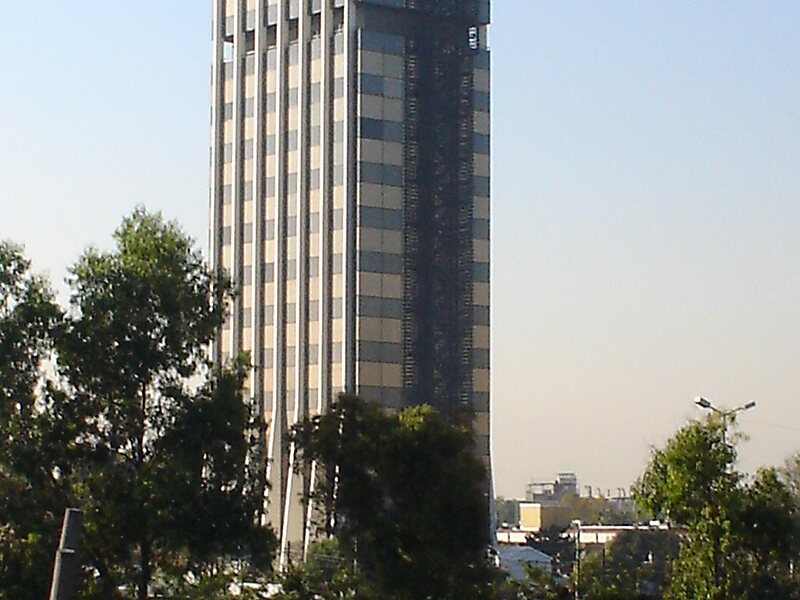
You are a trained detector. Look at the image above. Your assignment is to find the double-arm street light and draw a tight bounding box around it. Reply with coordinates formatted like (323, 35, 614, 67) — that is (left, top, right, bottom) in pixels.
(694, 396, 756, 443)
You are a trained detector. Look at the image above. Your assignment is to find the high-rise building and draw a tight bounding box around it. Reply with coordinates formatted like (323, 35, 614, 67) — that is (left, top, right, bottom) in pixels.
(209, 0, 490, 564)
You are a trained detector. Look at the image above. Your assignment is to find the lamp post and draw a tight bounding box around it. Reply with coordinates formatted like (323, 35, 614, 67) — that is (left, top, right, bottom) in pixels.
(572, 519, 582, 600)
(694, 396, 756, 443)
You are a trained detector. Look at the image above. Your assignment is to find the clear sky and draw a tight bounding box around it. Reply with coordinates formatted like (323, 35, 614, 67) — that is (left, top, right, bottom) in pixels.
(2, 2, 799, 499)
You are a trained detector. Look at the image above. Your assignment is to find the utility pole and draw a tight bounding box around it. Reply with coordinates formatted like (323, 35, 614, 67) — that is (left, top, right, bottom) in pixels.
(49, 508, 83, 600)
(572, 519, 582, 600)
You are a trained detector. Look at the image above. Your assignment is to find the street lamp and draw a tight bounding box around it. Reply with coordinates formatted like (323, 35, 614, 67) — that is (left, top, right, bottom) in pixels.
(694, 396, 756, 442)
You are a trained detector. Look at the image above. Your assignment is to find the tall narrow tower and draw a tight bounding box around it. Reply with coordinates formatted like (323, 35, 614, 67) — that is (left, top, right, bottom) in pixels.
(209, 0, 490, 563)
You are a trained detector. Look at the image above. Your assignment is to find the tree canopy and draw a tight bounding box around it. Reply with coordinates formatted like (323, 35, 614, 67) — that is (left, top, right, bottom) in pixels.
(0, 210, 275, 600)
(633, 416, 800, 600)
(289, 394, 493, 600)
(0, 241, 64, 600)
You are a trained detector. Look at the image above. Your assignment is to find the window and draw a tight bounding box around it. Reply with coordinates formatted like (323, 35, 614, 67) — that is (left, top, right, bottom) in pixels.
(472, 262, 490, 282)
(475, 176, 490, 197)
(359, 206, 402, 230)
(474, 133, 490, 154)
(474, 90, 490, 112)
(334, 77, 345, 98)
(262, 262, 275, 283)
(360, 162, 402, 186)
(473, 219, 490, 240)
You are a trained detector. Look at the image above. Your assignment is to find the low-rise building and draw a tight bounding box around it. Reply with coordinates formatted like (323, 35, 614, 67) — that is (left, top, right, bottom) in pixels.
(563, 522, 672, 546)
(497, 545, 553, 580)
(519, 502, 572, 532)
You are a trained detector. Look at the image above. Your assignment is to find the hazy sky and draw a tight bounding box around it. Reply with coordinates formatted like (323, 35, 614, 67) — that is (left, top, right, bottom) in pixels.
(2, 2, 799, 499)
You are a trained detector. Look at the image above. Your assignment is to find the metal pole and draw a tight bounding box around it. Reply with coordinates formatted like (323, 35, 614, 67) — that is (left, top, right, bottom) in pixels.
(722, 412, 728, 445)
(574, 522, 581, 600)
(49, 508, 83, 600)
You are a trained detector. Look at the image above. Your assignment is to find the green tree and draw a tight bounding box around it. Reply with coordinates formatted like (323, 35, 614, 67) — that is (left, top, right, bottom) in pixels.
(496, 497, 520, 527)
(490, 563, 571, 600)
(735, 467, 800, 598)
(55, 209, 274, 598)
(0, 242, 65, 600)
(633, 417, 739, 600)
(633, 416, 800, 600)
(274, 538, 380, 600)
(291, 394, 492, 600)
(578, 529, 680, 599)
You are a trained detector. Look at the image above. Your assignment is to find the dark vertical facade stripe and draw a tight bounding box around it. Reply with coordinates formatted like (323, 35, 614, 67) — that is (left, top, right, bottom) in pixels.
(403, 0, 478, 412)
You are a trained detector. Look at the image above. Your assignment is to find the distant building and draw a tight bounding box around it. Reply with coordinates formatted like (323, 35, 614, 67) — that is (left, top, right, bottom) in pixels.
(495, 528, 529, 545)
(497, 545, 553, 581)
(519, 502, 572, 532)
(526, 472, 578, 503)
(564, 522, 672, 546)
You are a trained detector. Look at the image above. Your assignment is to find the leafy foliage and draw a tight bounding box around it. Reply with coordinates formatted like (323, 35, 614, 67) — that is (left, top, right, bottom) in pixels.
(59, 209, 273, 598)
(578, 529, 681, 599)
(490, 564, 571, 600)
(273, 538, 382, 600)
(633, 416, 800, 600)
(291, 394, 493, 600)
(0, 242, 65, 600)
(0, 210, 275, 599)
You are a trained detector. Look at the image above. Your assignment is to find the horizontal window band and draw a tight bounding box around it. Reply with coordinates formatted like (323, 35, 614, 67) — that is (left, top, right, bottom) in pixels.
(474, 50, 491, 70)
(473, 305, 490, 326)
(356, 386, 405, 409)
(359, 206, 403, 230)
(359, 29, 405, 56)
(472, 262, 490, 282)
(358, 295, 403, 319)
(474, 133, 490, 154)
(473, 219, 490, 240)
(358, 341, 403, 364)
(474, 90, 490, 112)
(359, 117, 403, 142)
(359, 251, 403, 275)
(473, 348, 490, 369)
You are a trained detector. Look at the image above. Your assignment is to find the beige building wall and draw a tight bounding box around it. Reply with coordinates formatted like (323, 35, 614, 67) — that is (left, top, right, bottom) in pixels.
(519, 503, 572, 532)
